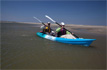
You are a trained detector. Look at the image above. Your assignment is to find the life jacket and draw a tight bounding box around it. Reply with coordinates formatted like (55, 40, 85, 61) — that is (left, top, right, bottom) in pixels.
(57, 28, 66, 37)
(60, 28, 66, 35)
(43, 26, 51, 33)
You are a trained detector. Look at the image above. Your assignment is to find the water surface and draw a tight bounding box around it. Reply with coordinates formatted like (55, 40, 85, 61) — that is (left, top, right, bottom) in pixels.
(1, 23, 106, 69)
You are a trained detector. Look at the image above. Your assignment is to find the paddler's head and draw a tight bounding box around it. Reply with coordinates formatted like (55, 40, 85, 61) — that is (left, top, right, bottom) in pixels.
(47, 22, 51, 26)
(60, 22, 65, 28)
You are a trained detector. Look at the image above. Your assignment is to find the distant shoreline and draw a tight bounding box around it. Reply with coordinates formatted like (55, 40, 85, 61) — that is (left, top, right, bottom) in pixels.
(1, 21, 106, 35)
(1, 21, 106, 27)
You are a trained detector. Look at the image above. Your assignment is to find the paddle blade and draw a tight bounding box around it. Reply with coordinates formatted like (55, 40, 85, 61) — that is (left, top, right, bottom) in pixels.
(33, 17, 42, 23)
(45, 15, 56, 23)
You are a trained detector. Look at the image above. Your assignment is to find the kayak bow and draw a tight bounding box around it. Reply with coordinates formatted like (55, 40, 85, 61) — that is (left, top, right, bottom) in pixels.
(36, 32, 96, 47)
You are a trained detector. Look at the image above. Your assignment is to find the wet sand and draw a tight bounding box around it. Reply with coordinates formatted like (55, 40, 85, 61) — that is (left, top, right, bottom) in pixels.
(1, 22, 106, 69)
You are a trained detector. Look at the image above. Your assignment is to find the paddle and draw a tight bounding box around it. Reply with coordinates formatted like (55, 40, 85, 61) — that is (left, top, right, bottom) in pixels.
(33, 17, 46, 26)
(45, 15, 79, 38)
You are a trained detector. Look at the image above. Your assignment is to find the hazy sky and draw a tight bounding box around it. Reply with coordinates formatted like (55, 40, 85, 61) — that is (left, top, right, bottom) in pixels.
(1, 0, 106, 25)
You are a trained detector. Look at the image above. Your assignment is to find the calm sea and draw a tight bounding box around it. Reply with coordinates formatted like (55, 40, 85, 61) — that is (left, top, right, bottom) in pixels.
(1, 23, 106, 69)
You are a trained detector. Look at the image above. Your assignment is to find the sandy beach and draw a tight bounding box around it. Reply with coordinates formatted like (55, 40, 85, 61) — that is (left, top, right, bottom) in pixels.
(19, 22, 106, 35)
(1, 22, 106, 69)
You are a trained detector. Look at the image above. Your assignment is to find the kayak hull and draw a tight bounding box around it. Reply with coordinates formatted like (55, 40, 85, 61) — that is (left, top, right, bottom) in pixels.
(36, 32, 96, 47)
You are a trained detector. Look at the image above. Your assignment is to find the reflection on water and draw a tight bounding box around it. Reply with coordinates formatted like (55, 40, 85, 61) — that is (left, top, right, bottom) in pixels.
(1, 23, 106, 69)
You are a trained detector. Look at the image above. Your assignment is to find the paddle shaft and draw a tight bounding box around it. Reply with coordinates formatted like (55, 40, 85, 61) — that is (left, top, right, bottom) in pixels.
(42, 22, 46, 26)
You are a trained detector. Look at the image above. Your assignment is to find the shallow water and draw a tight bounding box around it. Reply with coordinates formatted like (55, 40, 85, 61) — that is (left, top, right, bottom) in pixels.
(1, 23, 106, 69)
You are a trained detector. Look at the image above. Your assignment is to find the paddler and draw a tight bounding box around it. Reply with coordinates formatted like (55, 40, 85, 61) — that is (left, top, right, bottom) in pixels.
(56, 22, 69, 37)
(41, 22, 52, 34)
(56, 22, 76, 39)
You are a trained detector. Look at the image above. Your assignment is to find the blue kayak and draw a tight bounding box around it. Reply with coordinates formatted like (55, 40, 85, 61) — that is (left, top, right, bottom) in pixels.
(36, 32, 96, 47)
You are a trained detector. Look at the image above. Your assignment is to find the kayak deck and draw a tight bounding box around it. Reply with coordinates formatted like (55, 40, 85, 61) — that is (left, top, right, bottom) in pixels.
(36, 32, 96, 47)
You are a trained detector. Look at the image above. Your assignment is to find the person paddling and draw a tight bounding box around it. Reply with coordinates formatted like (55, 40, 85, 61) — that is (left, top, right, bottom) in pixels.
(41, 22, 52, 34)
(56, 22, 70, 37)
(55, 22, 76, 39)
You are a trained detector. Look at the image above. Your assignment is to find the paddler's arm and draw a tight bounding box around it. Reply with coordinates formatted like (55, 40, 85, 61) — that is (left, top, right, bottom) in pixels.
(55, 28, 61, 37)
(66, 31, 71, 34)
(56, 28, 61, 32)
(66, 31, 74, 34)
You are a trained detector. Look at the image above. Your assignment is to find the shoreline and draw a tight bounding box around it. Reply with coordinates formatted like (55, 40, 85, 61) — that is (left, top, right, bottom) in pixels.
(18, 22, 106, 35)
(1, 21, 106, 35)
(1, 21, 106, 27)
(20, 22, 107, 27)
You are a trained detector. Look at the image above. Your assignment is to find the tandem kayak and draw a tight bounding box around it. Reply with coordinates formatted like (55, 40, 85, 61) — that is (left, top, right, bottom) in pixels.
(36, 32, 96, 47)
